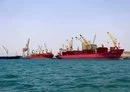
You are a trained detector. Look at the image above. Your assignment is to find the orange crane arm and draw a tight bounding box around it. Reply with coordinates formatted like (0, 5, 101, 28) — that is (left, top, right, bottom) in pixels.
(107, 32, 118, 47)
(80, 35, 91, 45)
(75, 36, 90, 50)
(75, 37, 87, 46)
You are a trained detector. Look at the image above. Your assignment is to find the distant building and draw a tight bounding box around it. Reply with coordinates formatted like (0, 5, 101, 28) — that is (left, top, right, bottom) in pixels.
(121, 51, 130, 59)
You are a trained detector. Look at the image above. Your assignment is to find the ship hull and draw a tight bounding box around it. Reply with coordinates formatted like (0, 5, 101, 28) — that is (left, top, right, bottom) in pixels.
(57, 49, 124, 60)
(28, 53, 54, 59)
(0, 56, 22, 59)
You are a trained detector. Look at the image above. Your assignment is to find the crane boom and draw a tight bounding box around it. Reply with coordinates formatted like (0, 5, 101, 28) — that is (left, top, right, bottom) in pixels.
(93, 34, 96, 44)
(75, 37, 87, 46)
(80, 35, 91, 45)
(76, 36, 90, 50)
(107, 32, 118, 48)
(2, 45, 8, 56)
(26, 38, 30, 56)
(22, 38, 30, 56)
(26, 38, 30, 49)
(79, 35, 92, 50)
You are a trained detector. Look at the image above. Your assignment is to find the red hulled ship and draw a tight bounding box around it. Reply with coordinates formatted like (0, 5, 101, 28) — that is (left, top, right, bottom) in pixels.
(22, 39, 54, 59)
(28, 52, 54, 59)
(56, 32, 124, 59)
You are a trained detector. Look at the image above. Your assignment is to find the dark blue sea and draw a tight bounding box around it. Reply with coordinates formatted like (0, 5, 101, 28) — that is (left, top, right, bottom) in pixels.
(0, 59, 130, 92)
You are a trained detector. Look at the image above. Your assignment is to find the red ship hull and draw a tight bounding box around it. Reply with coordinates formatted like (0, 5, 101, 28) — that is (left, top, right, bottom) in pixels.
(57, 49, 124, 60)
(28, 53, 54, 59)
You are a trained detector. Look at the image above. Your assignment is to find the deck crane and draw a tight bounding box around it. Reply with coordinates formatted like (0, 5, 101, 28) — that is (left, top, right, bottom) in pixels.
(75, 36, 88, 50)
(38, 45, 44, 53)
(66, 38, 73, 51)
(75, 37, 86, 45)
(2, 45, 8, 56)
(66, 39, 69, 51)
(107, 32, 118, 49)
(22, 38, 30, 57)
(44, 43, 48, 53)
(70, 37, 73, 51)
(80, 35, 91, 50)
(93, 34, 96, 44)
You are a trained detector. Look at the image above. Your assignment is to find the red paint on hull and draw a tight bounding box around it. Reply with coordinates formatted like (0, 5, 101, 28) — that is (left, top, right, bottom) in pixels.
(57, 49, 124, 59)
(28, 53, 54, 59)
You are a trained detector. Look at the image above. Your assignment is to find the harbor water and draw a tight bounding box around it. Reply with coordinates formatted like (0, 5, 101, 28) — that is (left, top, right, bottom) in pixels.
(0, 59, 130, 92)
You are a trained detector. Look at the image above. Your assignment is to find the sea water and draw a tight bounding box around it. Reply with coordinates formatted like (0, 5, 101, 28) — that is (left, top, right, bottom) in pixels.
(0, 59, 130, 92)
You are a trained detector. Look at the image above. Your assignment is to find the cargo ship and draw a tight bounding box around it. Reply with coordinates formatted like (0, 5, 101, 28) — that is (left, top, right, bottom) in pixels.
(22, 39, 54, 59)
(0, 45, 22, 59)
(56, 32, 124, 59)
(28, 52, 54, 59)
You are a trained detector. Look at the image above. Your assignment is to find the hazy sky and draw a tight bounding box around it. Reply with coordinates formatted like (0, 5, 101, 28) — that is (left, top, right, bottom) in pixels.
(0, 0, 130, 55)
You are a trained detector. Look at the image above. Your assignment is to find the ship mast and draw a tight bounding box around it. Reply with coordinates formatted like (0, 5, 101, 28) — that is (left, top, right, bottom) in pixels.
(66, 38, 73, 51)
(70, 37, 73, 51)
(44, 43, 48, 53)
(22, 38, 30, 57)
(66, 39, 69, 51)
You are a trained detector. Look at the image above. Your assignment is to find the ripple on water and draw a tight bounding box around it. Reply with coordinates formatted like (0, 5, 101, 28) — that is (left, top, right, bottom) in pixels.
(0, 74, 19, 79)
(0, 74, 20, 88)
(13, 83, 34, 91)
(116, 77, 130, 83)
(0, 79, 20, 88)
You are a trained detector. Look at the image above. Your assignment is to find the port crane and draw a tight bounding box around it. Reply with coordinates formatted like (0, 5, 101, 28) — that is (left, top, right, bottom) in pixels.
(22, 38, 30, 57)
(107, 32, 119, 49)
